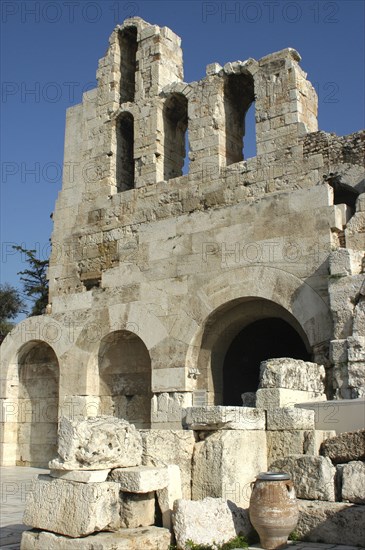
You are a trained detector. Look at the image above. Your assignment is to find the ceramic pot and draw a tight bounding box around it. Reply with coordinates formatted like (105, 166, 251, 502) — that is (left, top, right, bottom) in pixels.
(249, 471, 299, 550)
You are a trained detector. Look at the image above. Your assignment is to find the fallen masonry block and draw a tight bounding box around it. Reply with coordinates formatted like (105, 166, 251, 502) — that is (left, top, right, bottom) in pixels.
(259, 358, 326, 393)
(320, 429, 365, 463)
(266, 429, 336, 464)
(172, 497, 250, 550)
(21, 526, 171, 549)
(256, 388, 326, 409)
(297, 500, 365, 547)
(140, 429, 195, 499)
(120, 492, 155, 529)
(23, 475, 120, 537)
(266, 407, 315, 430)
(49, 469, 110, 483)
(157, 465, 182, 530)
(184, 406, 265, 430)
(110, 465, 168, 492)
(49, 416, 142, 470)
(270, 455, 336, 501)
(341, 460, 365, 504)
(192, 430, 267, 507)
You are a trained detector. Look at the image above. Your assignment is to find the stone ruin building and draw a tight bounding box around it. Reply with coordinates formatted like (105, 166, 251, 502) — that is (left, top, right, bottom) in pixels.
(0, 16, 365, 549)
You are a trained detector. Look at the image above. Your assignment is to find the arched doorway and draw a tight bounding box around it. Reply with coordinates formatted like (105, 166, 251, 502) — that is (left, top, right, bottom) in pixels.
(99, 330, 152, 428)
(223, 318, 310, 405)
(17, 341, 59, 466)
(196, 298, 312, 405)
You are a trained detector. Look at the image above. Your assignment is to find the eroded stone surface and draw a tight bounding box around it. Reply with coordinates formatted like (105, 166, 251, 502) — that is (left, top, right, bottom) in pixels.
(256, 388, 326, 410)
(172, 497, 250, 549)
(49, 469, 110, 483)
(266, 429, 336, 464)
(297, 500, 365, 547)
(120, 492, 155, 529)
(21, 527, 171, 549)
(49, 416, 142, 470)
(320, 429, 365, 463)
(270, 455, 336, 501)
(184, 406, 265, 430)
(259, 358, 326, 393)
(23, 475, 120, 537)
(157, 464, 182, 530)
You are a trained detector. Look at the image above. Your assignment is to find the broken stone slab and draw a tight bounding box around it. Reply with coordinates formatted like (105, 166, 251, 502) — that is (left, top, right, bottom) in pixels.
(192, 430, 267, 507)
(256, 388, 326, 409)
(140, 429, 195, 499)
(49, 416, 142, 470)
(110, 466, 168, 492)
(21, 527, 171, 549)
(23, 475, 120, 537)
(157, 464, 182, 530)
(259, 358, 326, 393)
(266, 407, 315, 430)
(341, 460, 365, 504)
(49, 469, 110, 483)
(120, 492, 155, 529)
(320, 429, 365, 463)
(172, 497, 250, 550)
(296, 500, 365, 547)
(184, 406, 265, 430)
(270, 455, 336, 501)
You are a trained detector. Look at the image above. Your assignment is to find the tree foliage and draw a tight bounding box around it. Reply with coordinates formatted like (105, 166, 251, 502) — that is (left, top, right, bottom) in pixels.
(13, 245, 49, 316)
(0, 283, 25, 342)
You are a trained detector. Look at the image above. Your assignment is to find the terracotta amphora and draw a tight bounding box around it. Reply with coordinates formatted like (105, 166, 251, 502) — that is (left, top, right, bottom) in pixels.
(249, 472, 299, 550)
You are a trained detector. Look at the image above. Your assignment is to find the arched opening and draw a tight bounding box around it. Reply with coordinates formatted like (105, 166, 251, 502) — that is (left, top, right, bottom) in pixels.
(224, 73, 255, 164)
(163, 93, 188, 180)
(116, 112, 134, 191)
(17, 341, 59, 466)
(223, 318, 310, 405)
(196, 298, 311, 405)
(119, 26, 137, 103)
(99, 330, 152, 428)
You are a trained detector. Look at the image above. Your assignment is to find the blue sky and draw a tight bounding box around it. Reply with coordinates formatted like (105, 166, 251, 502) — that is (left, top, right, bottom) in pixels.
(1, 0, 364, 318)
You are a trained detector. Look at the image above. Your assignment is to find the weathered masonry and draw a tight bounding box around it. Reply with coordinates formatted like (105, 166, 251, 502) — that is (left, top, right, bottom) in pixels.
(1, 17, 364, 466)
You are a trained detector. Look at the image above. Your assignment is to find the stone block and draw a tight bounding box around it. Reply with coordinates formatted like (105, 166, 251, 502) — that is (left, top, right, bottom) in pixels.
(266, 407, 315, 430)
(341, 460, 365, 504)
(270, 455, 336, 501)
(49, 416, 142, 470)
(140, 429, 195, 499)
(266, 429, 335, 464)
(297, 500, 365, 547)
(110, 466, 168, 492)
(49, 469, 110, 483)
(23, 475, 120, 537)
(184, 406, 265, 430)
(120, 492, 155, 529)
(172, 497, 251, 550)
(320, 429, 365, 463)
(157, 465, 182, 530)
(256, 388, 326, 409)
(259, 358, 326, 393)
(21, 527, 171, 549)
(192, 430, 267, 507)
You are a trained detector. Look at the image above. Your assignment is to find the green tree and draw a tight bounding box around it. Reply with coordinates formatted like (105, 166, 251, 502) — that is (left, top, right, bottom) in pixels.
(0, 283, 25, 342)
(13, 245, 49, 316)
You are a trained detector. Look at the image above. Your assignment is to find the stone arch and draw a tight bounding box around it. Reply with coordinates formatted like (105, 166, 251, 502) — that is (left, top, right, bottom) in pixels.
(185, 266, 332, 403)
(98, 330, 152, 428)
(17, 340, 59, 466)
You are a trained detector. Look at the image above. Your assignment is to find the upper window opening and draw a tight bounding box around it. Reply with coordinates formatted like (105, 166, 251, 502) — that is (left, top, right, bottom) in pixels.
(163, 93, 188, 180)
(116, 112, 134, 191)
(119, 26, 137, 104)
(224, 73, 255, 165)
